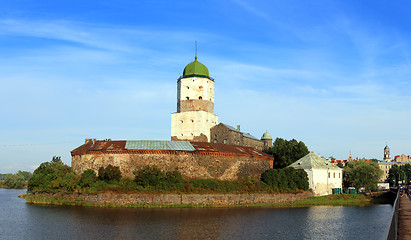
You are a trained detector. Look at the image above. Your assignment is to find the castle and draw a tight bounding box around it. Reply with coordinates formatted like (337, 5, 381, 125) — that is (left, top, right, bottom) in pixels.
(170, 55, 272, 150)
(71, 55, 274, 180)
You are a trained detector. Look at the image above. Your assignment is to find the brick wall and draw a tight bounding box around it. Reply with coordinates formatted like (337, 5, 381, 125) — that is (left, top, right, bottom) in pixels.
(178, 99, 214, 113)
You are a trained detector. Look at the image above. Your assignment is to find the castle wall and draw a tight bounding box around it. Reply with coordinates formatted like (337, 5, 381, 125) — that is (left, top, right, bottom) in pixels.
(72, 151, 271, 181)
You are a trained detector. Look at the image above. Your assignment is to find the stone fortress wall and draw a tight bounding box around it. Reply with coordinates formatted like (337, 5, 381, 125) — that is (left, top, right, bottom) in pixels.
(71, 140, 273, 181)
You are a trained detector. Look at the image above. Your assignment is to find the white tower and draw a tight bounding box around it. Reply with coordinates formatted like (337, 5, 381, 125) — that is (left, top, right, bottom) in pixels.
(171, 56, 218, 142)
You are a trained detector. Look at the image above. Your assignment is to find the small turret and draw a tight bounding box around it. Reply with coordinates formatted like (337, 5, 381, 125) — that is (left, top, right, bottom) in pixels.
(261, 131, 273, 150)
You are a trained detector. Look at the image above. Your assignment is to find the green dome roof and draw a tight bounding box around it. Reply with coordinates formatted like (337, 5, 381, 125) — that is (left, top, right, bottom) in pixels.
(182, 57, 211, 79)
(385, 145, 390, 149)
(261, 131, 272, 140)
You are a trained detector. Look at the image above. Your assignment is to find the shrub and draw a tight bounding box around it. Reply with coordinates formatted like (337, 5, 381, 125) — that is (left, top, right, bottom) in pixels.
(261, 167, 309, 191)
(80, 169, 97, 188)
(118, 178, 138, 192)
(133, 167, 184, 190)
(98, 165, 122, 183)
(88, 180, 109, 193)
(28, 156, 80, 193)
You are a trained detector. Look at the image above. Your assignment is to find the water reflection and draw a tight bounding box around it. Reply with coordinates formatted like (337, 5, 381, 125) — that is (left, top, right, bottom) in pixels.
(0, 189, 393, 240)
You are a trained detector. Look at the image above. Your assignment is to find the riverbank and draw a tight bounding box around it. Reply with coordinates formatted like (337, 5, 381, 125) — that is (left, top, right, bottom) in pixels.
(22, 191, 395, 208)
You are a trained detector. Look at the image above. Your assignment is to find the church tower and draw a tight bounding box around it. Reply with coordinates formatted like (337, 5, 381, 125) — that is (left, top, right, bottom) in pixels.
(171, 56, 218, 142)
(383, 144, 391, 162)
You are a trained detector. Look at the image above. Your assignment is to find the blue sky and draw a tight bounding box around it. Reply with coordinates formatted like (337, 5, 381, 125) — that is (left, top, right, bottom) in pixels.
(1, 0, 411, 173)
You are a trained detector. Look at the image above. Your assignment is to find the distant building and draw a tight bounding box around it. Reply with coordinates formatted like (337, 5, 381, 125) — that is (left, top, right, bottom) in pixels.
(378, 161, 395, 182)
(383, 145, 391, 162)
(378, 144, 411, 182)
(290, 152, 342, 196)
(395, 154, 411, 163)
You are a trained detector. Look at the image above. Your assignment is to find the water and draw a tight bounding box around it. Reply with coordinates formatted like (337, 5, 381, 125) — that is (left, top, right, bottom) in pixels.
(0, 189, 392, 240)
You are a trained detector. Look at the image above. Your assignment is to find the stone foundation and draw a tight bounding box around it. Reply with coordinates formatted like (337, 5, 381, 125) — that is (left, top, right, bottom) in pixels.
(32, 192, 313, 206)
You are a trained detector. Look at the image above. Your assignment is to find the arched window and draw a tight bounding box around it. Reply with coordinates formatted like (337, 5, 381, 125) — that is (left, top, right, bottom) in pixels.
(199, 96, 202, 100)
(186, 97, 189, 100)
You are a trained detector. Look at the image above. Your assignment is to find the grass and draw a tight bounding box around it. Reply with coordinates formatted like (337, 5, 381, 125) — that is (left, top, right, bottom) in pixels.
(23, 192, 395, 208)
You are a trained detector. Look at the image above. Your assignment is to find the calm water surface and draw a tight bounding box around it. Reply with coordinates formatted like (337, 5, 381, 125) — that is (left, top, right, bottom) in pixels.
(0, 189, 392, 240)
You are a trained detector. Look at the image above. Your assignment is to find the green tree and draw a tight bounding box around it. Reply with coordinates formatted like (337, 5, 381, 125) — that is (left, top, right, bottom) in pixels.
(400, 164, 411, 185)
(4, 173, 25, 188)
(388, 164, 404, 186)
(343, 161, 382, 191)
(336, 162, 344, 168)
(17, 171, 32, 181)
(28, 156, 80, 193)
(266, 138, 309, 169)
(0, 173, 6, 181)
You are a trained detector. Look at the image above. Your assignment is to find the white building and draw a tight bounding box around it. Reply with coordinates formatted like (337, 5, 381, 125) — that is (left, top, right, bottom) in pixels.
(290, 152, 343, 196)
(171, 56, 218, 142)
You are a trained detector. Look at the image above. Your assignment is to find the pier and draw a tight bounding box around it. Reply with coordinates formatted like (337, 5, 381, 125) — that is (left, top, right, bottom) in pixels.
(398, 194, 411, 239)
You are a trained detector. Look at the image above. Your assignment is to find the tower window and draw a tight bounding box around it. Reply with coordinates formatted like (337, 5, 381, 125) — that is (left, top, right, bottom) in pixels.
(180, 120, 183, 123)
(186, 97, 189, 100)
(187, 86, 189, 89)
(199, 86, 203, 89)
(191, 120, 194, 122)
(199, 96, 202, 100)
